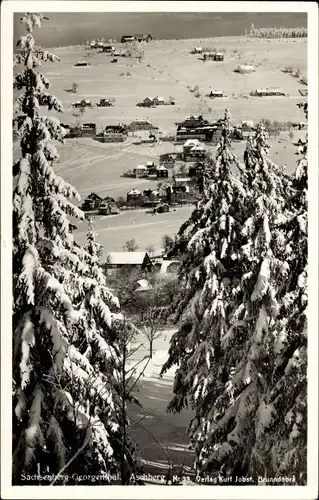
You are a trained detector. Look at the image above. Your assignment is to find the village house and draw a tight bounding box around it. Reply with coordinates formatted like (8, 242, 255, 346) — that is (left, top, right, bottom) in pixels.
(203, 52, 224, 61)
(183, 138, 201, 153)
(251, 88, 285, 97)
(134, 164, 149, 178)
(121, 35, 135, 43)
(101, 44, 115, 53)
(146, 161, 156, 168)
(159, 153, 175, 167)
(156, 165, 169, 178)
(234, 64, 256, 74)
(82, 192, 102, 211)
(180, 115, 210, 129)
(176, 127, 206, 141)
(128, 119, 157, 131)
(184, 144, 207, 161)
(188, 162, 205, 178)
(141, 189, 161, 207)
(214, 52, 224, 61)
(209, 89, 224, 98)
(104, 252, 153, 273)
(140, 97, 156, 107)
(98, 197, 120, 215)
(81, 123, 96, 137)
(127, 189, 142, 204)
(103, 124, 128, 142)
(134, 33, 152, 42)
(192, 47, 203, 54)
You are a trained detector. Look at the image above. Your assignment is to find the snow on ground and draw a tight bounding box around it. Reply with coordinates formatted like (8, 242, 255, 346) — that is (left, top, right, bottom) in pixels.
(126, 328, 196, 477)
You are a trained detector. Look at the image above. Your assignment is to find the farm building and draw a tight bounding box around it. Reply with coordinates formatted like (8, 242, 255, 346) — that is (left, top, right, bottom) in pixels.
(104, 252, 153, 272)
(82, 192, 102, 211)
(234, 64, 256, 74)
(127, 189, 142, 203)
(98, 197, 119, 215)
(128, 119, 157, 131)
(251, 88, 285, 97)
(134, 164, 149, 178)
(156, 165, 169, 178)
(121, 35, 135, 43)
(103, 125, 127, 142)
(81, 123, 96, 137)
(209, 90, 224, 98)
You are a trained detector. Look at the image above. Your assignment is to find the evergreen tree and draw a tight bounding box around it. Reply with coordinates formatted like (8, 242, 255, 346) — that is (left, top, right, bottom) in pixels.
(162, 114, 307, 483)
(12, 13, 124, 484)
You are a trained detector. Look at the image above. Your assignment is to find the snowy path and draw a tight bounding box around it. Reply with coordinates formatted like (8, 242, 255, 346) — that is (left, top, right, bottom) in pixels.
(126, 329, 196, 478)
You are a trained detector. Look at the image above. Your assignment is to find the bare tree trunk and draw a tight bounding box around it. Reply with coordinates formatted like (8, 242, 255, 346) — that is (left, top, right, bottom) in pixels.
(149, 338, 153, 359)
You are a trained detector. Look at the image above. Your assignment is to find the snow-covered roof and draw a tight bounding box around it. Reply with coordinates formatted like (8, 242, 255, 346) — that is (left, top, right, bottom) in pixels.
(127, 189, 141, 195)
(191, 145, 206, 151)
(157, 96, 165, 101)
(156, 165, 168, 171)
(135, 164, 147, 170)
(106, 252, 150, 265)
(211, 90, 223, 95)
(160, 260, 180, 274)
(175, 177, 192, 183)
(184, 139, 201, 147)
(135, 279, 153, 292)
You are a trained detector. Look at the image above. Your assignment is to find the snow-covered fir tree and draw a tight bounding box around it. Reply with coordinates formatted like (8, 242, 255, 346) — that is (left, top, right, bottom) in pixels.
(12, 13, 125, 484)
(162, 112, 307, 483)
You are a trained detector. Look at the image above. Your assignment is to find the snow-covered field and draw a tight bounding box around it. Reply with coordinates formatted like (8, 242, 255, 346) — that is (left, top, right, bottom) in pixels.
(13, 37, 307, 253)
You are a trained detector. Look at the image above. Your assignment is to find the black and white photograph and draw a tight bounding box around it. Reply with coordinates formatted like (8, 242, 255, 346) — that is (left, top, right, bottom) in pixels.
(1, 1, 318, 499)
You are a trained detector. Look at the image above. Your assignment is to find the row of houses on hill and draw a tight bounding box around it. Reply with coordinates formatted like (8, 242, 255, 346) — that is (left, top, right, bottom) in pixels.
(121, 34, 152, 43)
(137, 96, 175, 107)
(63, 120, 159, 142)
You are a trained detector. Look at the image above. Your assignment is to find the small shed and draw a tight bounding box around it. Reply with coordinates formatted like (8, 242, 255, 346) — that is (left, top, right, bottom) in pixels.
(193, 47, 203, 54)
